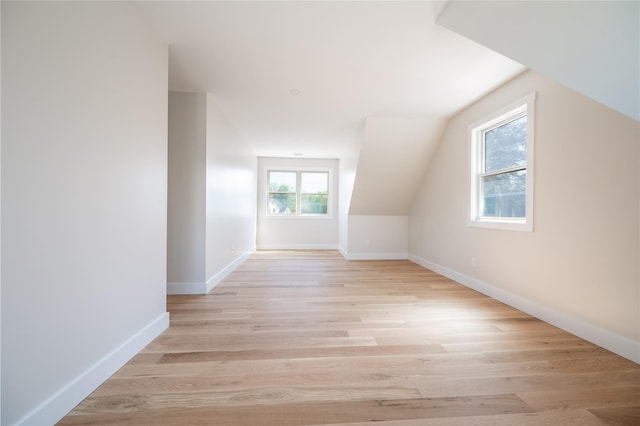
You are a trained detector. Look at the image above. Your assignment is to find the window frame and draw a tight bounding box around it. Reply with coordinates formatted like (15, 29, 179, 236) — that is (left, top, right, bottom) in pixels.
(265, 167, 333, 219)
(468, 92, 536, 232)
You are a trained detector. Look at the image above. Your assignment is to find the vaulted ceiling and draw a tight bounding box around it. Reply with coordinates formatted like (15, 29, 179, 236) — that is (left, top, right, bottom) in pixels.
(136, 1, 525, 159)
(438, 1, 639, 122)
(136, 1, 637, 217)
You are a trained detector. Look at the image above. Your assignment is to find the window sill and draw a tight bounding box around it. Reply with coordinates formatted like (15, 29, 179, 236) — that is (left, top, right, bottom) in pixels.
(468, 218, 532, 232)
(265, 214, 334, 220)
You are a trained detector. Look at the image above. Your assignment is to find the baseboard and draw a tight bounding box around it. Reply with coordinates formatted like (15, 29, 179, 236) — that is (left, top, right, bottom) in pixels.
(206, 248, 255, 293)
(17, 312, 170, 426)
(168, 248, 256, 295)
(408, 254, 640, 364)
(167, 281, 207, 295)
(341, 250, 408, 260)
(256, 243, 338, 250)
(338, 246, 348, 259)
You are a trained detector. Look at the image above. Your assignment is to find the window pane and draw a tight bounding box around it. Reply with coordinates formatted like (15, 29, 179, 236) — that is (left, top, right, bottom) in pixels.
(484, 115, 527, 173)
(268, 193, 296, 214)
(301, 172, 328, 194)
(481, 170, 526, 218)
(301, 194, 328, 214)
(268, 171, 296, 192)
(268, 171, 296, 214)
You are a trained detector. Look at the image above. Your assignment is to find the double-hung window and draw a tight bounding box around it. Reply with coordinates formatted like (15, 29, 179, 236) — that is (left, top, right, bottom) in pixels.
(469, 92, 535, 231)
(267, 170, 330, 216)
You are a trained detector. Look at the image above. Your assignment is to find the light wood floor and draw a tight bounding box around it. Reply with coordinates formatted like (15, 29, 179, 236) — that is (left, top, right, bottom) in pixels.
(59, 250, 640, 425)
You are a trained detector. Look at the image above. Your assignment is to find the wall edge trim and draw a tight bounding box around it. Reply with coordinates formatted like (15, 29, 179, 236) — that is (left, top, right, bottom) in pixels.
(205, 247, 256, 293)
(343, 251, 409, 260)
(408, 254, 640, 364)
(16, 312, 170, 426)
(338, 246, 348, 259)
(256, 244, 339, 250)
(167, 281, 207, 295)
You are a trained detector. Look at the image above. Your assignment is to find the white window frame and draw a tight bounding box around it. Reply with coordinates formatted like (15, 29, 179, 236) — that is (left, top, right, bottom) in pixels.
(468, 92, 535, 232)
(265, 167, 333, 219)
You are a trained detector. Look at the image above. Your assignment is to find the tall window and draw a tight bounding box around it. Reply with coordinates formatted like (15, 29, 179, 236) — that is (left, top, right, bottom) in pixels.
(469, 92, 535, 231)
(267, 170, 329, 216)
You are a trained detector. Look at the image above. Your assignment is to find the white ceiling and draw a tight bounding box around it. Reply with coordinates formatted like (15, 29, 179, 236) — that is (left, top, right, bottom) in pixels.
(135, 1, 525, 159)
(438, 0, 639, 122)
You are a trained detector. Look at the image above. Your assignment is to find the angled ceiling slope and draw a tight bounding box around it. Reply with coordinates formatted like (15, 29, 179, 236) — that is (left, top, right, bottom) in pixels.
(349, 117, 447, 216)
(136, 1, 525, 218)
(136, 1, 524, 159)
(438, 0, 640, 121)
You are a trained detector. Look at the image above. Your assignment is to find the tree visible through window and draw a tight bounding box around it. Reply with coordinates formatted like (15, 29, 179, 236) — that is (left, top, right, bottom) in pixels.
(481, 114, 527, 218)
(268, 171, 297, 214)
(301, 172, 328, 214)
(268, 170, 329, 216)
(469, 93, 535, 231)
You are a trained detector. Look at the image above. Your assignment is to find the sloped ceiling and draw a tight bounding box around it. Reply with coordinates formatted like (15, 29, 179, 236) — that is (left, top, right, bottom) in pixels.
(136, 2, 638, 218)
(136, 1, 525, 159)
(437, 0, 639, 122)
(349, 117, 447, 215)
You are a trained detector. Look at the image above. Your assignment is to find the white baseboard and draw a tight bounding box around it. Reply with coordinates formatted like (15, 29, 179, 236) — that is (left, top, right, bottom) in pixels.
(343, 251, 408, 260)
(17, 312, 170, 426)
(408, 254, 640, 364)
(206, 248, 255, 293)
(256, 243, 338, 250)
(338, 247, 408, 260)
(168, 248, 256, 295)
(167, 281, 207, 295)
(338, 246, 348, 259)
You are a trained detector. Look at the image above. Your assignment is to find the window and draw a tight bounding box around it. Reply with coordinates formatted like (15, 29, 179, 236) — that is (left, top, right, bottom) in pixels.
(267, 170, 330, 216)
(469, 92, 535, 231)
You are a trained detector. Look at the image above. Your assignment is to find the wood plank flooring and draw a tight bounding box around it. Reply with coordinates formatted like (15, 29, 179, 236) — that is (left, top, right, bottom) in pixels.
(59, 250, 640, 425)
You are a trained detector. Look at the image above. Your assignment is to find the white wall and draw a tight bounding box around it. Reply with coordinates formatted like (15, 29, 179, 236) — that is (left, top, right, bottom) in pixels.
(409, 70, 640, 362)
(1, 2, 169, 424)
(349, 117, 445, 215)
(205, 94, 257, 289)
(168, 92, 206, 291)
(338, 126, 363, 254)
(341, 117, 445, 260)
(257, 157, 339, 249)
(346, 215, 408, 260)
(0, 3, 3, 421)
(437, 0, 639, 121)
(167, 93, 257, 294)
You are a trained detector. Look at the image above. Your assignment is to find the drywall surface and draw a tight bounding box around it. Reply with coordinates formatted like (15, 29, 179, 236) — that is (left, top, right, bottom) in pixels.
(205, 94, 257, 286)
(438, 0, 639, 121)
(257, 157, 339, 249)
(2, 2, 168, 424)
(167, 93, 256, 294)
(346, 215, 408, 259)
(168, 92, 207, 286)
(338, 122, 363, 254)
(0, 3, 3, 421)
(409, 70, 640, 354)
(350, 117, 446, 215)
